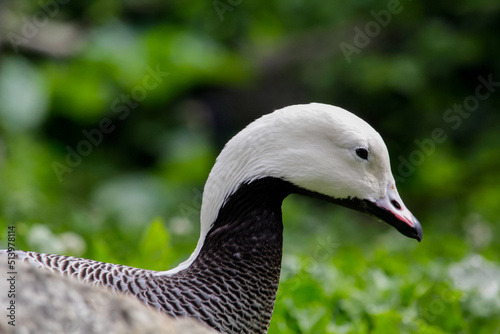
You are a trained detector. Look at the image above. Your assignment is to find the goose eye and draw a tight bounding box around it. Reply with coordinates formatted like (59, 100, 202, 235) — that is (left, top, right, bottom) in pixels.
(355, 148, 369, 160)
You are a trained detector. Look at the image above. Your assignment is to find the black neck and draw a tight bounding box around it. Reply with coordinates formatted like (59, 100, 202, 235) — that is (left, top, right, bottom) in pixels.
(203, 177, 296, 248)
(175, 177, 296, 334)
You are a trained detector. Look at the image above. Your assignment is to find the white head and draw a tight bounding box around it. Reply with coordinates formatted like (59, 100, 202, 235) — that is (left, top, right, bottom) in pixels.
(159, 103, 421, 275)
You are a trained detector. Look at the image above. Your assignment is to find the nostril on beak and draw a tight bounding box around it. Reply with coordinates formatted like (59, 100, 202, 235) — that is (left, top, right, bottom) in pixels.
(391, 200, 401, 210)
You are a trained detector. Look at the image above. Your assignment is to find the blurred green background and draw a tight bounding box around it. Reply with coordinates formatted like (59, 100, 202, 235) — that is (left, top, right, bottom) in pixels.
(1, 0, 500, 333)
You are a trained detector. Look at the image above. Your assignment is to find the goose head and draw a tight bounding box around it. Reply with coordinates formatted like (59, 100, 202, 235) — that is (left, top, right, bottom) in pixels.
(166, 103, 421, 274)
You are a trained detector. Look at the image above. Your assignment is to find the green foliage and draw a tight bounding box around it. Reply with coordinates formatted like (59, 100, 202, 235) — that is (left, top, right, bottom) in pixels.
(1, 0, 500, 333)
(133, 217, 174, 270)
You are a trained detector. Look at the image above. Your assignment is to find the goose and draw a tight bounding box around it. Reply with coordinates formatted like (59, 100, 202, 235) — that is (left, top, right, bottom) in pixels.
(1, 103, 422, 334)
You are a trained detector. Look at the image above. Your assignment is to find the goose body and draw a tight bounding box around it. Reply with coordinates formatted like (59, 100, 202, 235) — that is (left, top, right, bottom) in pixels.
(2, 103, 422, 334)
(0, 259, 217, 334)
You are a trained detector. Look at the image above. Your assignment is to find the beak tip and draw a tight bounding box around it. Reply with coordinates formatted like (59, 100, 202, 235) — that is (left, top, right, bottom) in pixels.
(413, 217, 423, 242)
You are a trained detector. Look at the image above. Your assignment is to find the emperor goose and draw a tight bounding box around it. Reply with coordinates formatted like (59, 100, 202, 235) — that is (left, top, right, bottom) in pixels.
(1, 103, 422, 334)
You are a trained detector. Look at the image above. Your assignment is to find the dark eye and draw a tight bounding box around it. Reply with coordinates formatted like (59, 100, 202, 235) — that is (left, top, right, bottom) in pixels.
(355, 148, 369, 160)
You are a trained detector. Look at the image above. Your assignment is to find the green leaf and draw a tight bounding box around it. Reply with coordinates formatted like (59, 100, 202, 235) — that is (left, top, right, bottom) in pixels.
(133, 217, 173, 270)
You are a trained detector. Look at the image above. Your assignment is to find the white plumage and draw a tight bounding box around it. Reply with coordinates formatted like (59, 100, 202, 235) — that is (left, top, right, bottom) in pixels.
(163, 103, 418, 275)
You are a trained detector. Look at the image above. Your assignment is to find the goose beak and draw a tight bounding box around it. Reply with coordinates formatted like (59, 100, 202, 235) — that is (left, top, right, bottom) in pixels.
(369, 184, 422, 242)
(296, 184, 422, 241)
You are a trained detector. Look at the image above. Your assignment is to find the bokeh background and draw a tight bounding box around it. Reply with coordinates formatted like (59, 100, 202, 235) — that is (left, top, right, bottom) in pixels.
(1, 0, 499, 333)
